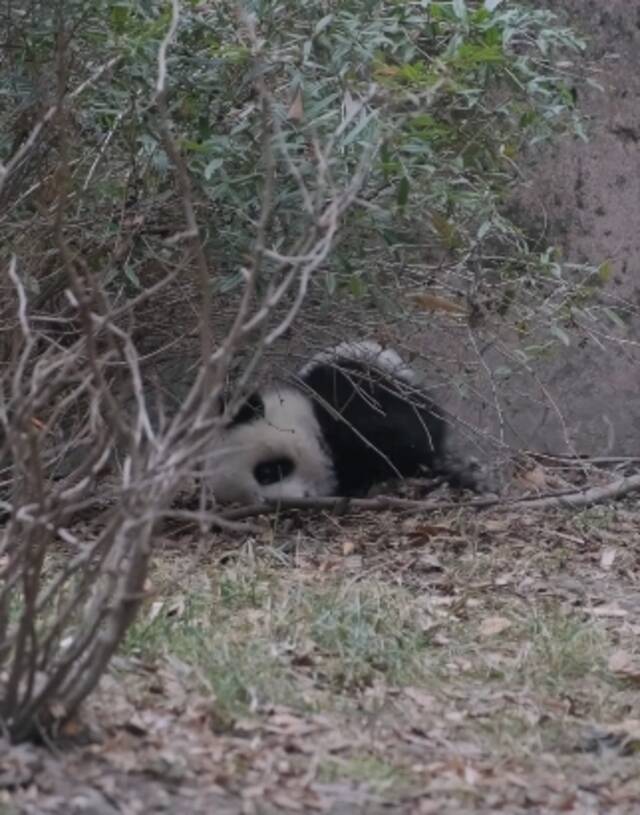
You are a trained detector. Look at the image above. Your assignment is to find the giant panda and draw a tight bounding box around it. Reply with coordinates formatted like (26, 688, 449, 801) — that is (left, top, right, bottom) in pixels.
(207, 341, 471, 505)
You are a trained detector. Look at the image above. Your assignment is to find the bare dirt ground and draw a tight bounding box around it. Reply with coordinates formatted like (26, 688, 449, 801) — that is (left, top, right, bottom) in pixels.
(3, 484, 640, 815)
(500, 0, 640, 456)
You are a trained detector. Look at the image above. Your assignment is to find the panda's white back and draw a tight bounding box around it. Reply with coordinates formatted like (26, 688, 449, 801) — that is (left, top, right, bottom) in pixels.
(299, 340, 416, 384)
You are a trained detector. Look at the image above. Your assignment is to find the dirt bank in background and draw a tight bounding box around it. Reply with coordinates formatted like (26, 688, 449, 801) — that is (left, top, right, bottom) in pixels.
(501, 0, 640, 456)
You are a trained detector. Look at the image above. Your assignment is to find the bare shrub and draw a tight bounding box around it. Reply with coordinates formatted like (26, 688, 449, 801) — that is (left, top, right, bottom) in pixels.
(0, 1, 372, 742)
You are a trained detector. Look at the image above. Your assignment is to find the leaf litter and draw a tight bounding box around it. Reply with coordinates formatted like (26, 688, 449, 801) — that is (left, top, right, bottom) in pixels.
(4, 501, 640, 814)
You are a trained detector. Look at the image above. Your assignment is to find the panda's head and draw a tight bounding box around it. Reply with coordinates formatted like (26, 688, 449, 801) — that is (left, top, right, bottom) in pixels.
(207, 386, 336, 505)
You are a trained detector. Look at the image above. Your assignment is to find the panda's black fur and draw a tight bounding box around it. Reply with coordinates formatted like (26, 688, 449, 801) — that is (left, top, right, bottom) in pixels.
(298, 353, 446, 497)
(208, 341, 464, 505)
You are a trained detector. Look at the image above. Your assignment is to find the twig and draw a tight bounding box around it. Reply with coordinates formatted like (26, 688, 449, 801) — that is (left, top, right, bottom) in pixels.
(0, 56, 121, 197)
(162, 508, 263, 536)
(154, 0, 213, 369)
(526, 452, 640, 466)
(468, 326, 506, 444)
(507, 472, 640, 510)
(219, 493, 498, 520)
(216, 474, 640, 522)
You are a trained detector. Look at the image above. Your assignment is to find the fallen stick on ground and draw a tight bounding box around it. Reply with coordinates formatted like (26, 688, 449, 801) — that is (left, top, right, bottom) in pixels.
(211, 472, 640, 526)
(507, 472, 640, 510)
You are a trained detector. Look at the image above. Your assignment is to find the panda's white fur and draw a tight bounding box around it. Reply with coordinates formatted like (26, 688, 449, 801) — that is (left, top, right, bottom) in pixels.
(207, 386, 336, 504)
(207, 340, 450, 505)
(298, 340, 416, 384)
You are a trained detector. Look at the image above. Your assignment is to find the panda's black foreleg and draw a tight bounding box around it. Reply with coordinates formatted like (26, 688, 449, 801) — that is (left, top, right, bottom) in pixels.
(440, 455, 484, 492)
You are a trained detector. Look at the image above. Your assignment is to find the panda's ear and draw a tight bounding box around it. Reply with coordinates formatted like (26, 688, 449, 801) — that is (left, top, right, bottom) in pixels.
(228, 392, 265, 427)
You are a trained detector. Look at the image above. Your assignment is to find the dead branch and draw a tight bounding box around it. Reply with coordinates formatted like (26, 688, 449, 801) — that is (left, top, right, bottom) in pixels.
(153, 0, 213, 370)
(0, 56, 121, 199)
(162, 508, 263, 536)
(0, 0, 378, 744)
(507, 472, 640, 510)
(526, 452, 640, 468)
(213, 473, 640, 525)
(217, 493, 494, 522)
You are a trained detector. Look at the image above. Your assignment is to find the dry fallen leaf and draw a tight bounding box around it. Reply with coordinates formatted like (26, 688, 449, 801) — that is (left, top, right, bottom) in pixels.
(609, 650, 633, 672)
(148, 600, 165, 624)
(374, 64, 401, 77)
(482, 519, 510, 533)
(404, 687, 437, 710)
(287, 88, 304, 122)
(410, 292, 467, 316)
(479, 616, 512, 637)
(590, 719, 640, 752)
(600, 546, 617, 570)
(608, 650, 640, 682)
(588, 604, 628, 618)
(463, 764, 480, 785)
(406, 523, 454, 540)
(517, 464, 548, 490)
(268, 791, 305, 811)
(415, 800, 442, 815)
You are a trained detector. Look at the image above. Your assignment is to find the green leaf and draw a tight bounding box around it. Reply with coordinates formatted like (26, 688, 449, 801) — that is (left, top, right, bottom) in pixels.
(549, 325, 571, 347)
(341, 109, 377, 147)
(477, 220, 492, 240)
(204, 158, 224, 180)
(109, 5, 130, 34)
(349, 275, 367, 297)
(314, 14, 333, 36)
(597, 260, 613, 283)
(452, 0, 468, 22)
(603, 308, 628, 332)
(397, 176, 410, 208)
(431, 213, 461, 249)
(454, 42, 505, 68)
(123, 264, 141, 289)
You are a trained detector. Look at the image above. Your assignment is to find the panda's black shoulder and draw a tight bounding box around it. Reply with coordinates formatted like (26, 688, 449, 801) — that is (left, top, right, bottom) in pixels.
(298, 356, 381, 402)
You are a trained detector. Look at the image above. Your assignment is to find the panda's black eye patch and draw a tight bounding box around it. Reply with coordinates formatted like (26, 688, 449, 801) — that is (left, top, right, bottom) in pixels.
(254, 457, 295, 486)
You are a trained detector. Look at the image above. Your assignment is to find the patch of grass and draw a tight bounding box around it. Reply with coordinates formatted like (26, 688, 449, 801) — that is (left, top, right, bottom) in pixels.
(25, 506, 640, 813)
(318, 754, 410, 793)
(297, 582, 430, 689)
(123, 561, 434, 717)
(124, 567, 298, 715)
(523, 610, 608, 690)
(430, 601, 609, 689)
(571, 506, 620, 533)
(418, 600, 621, 758)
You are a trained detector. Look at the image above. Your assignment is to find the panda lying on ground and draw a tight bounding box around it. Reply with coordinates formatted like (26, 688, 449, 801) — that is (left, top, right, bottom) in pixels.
(208, 341, 477, 505)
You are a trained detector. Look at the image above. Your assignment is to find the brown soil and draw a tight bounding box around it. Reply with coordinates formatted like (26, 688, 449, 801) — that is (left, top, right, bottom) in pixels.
(503, 0, 640, 456)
